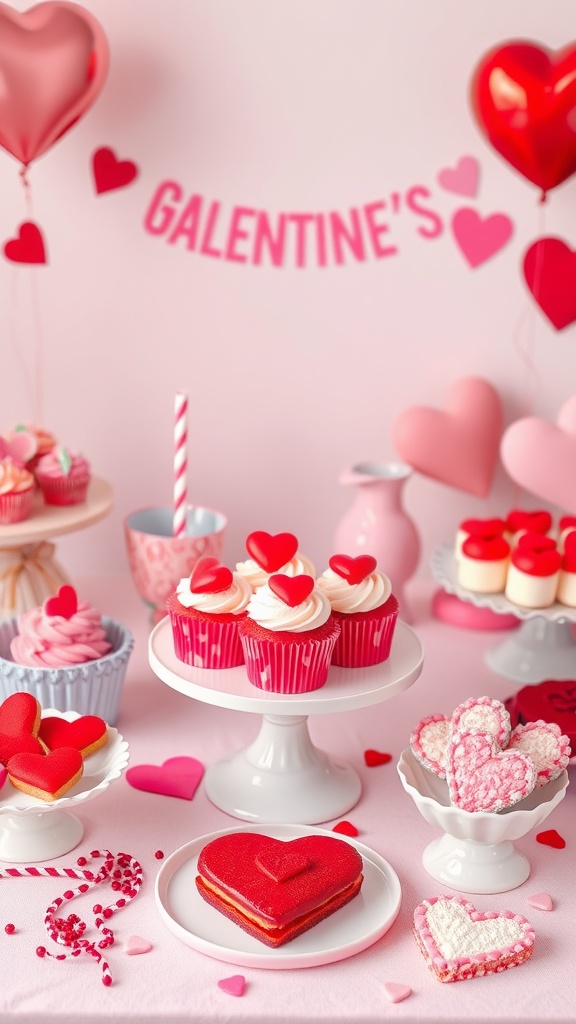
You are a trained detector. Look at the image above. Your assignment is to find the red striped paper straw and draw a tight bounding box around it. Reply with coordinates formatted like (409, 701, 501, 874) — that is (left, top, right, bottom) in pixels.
(173, 390, 188, 537)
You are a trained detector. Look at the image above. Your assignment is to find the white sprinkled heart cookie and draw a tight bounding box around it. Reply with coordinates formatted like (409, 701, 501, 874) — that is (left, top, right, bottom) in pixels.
(450, 695, 511, 749)
(507, 721, 571, 787)
(447, 729, 536, 812)
(409, 714, 450, 778)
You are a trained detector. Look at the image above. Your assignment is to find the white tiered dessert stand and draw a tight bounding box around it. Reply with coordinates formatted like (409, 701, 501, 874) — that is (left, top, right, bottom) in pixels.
(149, 618, 423, 825)
(432, 541, 576, 684)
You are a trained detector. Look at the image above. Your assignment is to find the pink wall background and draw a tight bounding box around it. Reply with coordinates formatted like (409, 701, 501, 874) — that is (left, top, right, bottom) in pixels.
(2, 0, 576, 586)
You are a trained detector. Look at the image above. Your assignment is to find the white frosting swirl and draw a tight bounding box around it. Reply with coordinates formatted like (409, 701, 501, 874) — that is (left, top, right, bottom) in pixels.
(316, 568, 392, 613)
(246, 580, 331, 632)
(235, 553, 316, 590)
(176, 572, 252, 615)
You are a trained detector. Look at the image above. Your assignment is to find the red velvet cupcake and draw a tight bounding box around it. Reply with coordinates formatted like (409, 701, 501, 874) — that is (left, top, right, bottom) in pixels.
(316, 554, 398, 667)
(168, 557, 252, 669)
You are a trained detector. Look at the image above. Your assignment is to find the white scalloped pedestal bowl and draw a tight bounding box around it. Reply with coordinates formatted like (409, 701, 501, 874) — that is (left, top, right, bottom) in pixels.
(397, 747, 568, 894)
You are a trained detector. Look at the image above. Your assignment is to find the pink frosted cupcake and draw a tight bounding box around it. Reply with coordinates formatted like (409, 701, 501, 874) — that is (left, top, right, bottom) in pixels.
(35, 447, 90, 506)
(10, 586, 112, 666)
(168, 557, 252, 669)
(235, 530, 315, 591)
(8, 423, 57, 472)
(316, 554, 398, 667)
(238, 574, 340, 693)
(0, 457, 35, 524)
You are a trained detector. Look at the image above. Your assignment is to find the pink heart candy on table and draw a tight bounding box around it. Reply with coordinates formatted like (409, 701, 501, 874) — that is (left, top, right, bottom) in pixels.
(507, 721, 571, 787)
(451, 208, 513, 268)
(217, 975, 246, 997)
(447, 730, 536, 812)
(384, 982, 412, 1003)
(527, 892, 553, 912)
(124, 935, 152, 955)
(125, 756, 204, 800)
(437, 155, 479, 197)
(392, 377, 503, 497)
(501, 395, 576, 513)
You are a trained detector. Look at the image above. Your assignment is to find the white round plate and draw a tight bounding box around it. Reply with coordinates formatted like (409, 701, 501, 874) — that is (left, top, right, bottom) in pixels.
(155, 823, 401, 969)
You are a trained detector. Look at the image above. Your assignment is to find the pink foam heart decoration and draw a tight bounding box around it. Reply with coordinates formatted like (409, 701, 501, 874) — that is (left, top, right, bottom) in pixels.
(527, 892, 553, 912)
(501, 395, 576, 512)
(451, 208, 513, 267)
(437, 155, 479, 197)
(125, 756, 204, 800)
(124, 935, 152, 955)
(523, 237, 576, 330)
(217, 975, 246, 997)
(393, 377, 503, 497)
(384, 982, 412, 1003)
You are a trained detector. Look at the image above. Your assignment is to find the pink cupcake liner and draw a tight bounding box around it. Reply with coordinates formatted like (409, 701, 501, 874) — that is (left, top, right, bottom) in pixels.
(36, 474, 90, 507)
(0, 488, 34, 524)
(240, 628, 339, 693)
(170, 609, 244, 669)
(331, 598, 399, 667)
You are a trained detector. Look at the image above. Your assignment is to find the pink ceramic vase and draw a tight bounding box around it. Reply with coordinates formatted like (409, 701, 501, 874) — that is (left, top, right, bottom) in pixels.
(335, 461, 420, 622)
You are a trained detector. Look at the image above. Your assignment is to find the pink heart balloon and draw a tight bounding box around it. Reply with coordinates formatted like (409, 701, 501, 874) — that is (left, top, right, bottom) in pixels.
(0, 2, 109, 167)
(501, 395, 576, 512)
(392, 377, 503, 497)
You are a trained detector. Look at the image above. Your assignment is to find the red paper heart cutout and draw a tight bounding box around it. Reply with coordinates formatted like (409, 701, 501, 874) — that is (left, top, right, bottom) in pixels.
(45, 585, 78, 619)
(190, 557, 232, 594)
(332, 820, 359, 837)
(269, 573, 314, 607)
(364, 749, 392, 767)
(536, 829, 566, 849)
(256, 848, 310, 883)
(7, 747, 83, 798)
(246, 531, 298, 572)
(125, 756, 204, 800)
(39, 715, 107, 755)
(4, 221, 46, 264)
(523, 238, 576, 331)
(329, 554, 377, 585)
(92, 146, 138, 194)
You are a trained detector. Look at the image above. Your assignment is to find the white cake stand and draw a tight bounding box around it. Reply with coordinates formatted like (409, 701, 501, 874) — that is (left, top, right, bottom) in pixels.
(149, 618, 423, 825)
(432, 541, 576, 684)
(397, 747, 569, 894)
(0, 710, 129, 862)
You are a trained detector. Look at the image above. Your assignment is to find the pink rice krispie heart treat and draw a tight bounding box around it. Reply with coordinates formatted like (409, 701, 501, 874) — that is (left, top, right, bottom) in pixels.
(409, 714, 450, 778)
(450, 695, 511, 749)
(447, 729, 536, 812)
(507, 721, 571, 787)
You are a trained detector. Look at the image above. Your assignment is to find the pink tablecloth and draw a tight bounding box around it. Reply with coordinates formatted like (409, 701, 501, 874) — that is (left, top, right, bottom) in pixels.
(1, 575, 573, 1024)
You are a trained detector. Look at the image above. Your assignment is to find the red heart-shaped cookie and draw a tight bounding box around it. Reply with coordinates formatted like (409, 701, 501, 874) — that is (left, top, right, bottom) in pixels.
(329, 554, 377, 585)
(7, 747, 83, 802)
(190, 557, 232, 594)
(0, 693, 43, 764)
(39, 716, 108, 757)
(45, 585, 78, 619)
(246, 532, 298, 573)
(269, 574, 314, 607)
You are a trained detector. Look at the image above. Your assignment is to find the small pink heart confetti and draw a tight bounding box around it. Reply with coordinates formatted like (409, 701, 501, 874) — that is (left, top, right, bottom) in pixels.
(217, 975, 246, 997)
(364, 749, 392, 767)
(124, 935, 152, 955)
(384, 982, 412, 1003)
(527, 892, 553, 912)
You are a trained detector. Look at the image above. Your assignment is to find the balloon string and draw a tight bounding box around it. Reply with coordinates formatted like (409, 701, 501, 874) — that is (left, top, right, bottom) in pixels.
(30, 271, 45, 425)
(12, 166, 44, 424)
(9, 271, 36, 416)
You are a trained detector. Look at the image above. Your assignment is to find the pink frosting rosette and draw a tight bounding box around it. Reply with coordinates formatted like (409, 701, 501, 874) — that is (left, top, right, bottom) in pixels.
(11, 599, 111, 668)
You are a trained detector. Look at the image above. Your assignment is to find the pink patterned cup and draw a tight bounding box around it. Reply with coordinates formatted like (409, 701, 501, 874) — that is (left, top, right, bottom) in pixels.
(124, 506, 227, 623)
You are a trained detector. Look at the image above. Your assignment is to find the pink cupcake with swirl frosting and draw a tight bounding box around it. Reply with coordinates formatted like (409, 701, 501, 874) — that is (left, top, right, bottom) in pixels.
(0, 457, 35, 524)
(317, 554, 399, 667)
(35, 447, 90, 506)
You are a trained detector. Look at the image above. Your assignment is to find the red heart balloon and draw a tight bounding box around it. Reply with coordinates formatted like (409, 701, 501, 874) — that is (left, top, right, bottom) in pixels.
(523, 238, 576, 331)
(45, 584, 78, 619)
(0, 2, 109, 167)
(471, 41, 576, 195)
(245, 531, 298, 572)
(190, 557, 232, 594)
(329, 554, 377, 585)
(269, 573, 314, 607)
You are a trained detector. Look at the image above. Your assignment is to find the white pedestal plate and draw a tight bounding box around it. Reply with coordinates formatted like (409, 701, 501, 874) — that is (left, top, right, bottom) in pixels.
(149, 618, 423, 825)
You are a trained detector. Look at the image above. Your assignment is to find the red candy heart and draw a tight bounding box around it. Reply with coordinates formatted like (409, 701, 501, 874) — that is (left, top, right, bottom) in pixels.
(536, 829, 566, 849)
(332, 820, 359, 837)
(563, 532, 576, 571)
(364, 749, 392, 767)
(256, 848, 310, 883)
(507, 510, 552, 535)
(269, 574, 314, 607)
(246, 531, 298, 572)
(190, 557, 232, 594)
(329, 554, 377, 585)
(45, 585, 78, 619)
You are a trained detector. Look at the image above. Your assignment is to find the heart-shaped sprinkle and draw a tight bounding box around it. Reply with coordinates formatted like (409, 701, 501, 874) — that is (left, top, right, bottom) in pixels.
(364, 749, 392, 767)
(536, 829, 566, 849)
(256, 848, 310, 883)
(329, 553, 377, 585)
(246, 531, 298, 572)
(447, 729, 536, 812)
(269, 573, 314, 607)
(124, 935, 152, 955)
(217, 975, 246, 997)
(527, 892, 553, 912)
(384, 982, 412, 1003)
(190, 557, 232, 594)
(125, 756, 204, 800)
(332, 820, 359, 837)
(44, 585, 78, 619)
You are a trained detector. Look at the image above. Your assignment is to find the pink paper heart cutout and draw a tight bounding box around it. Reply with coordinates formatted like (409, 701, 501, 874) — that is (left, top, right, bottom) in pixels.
(384, 982, 412, 1003)
(92, 146, 138, 194)
(523, 237, 576, 330)
(527, 892, 553, 912)
(217, 975, 246, 997)
(448, 730, 536, 812)
(437, 155, 479, 197)
(451, 208, 513, 267)
(124, 935, 152, 955)
(125, 756, 204, 800)
(393, 376, 503, 497)
(501, 394, 576, 512)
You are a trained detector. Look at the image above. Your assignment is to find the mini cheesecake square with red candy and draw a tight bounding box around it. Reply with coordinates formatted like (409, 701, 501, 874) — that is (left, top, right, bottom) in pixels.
(196, 832, 364, 947)
(505, 532, 561, 608)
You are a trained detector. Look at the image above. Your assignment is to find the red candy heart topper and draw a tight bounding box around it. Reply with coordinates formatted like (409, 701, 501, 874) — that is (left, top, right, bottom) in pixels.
(246, 531, 298, 572)
(563, 532, 576, 570)
(190, 557, 232, 594)
(329, 554, 377, 585)
(44, 585, 78, 619)
(269, 574, 314, 607)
